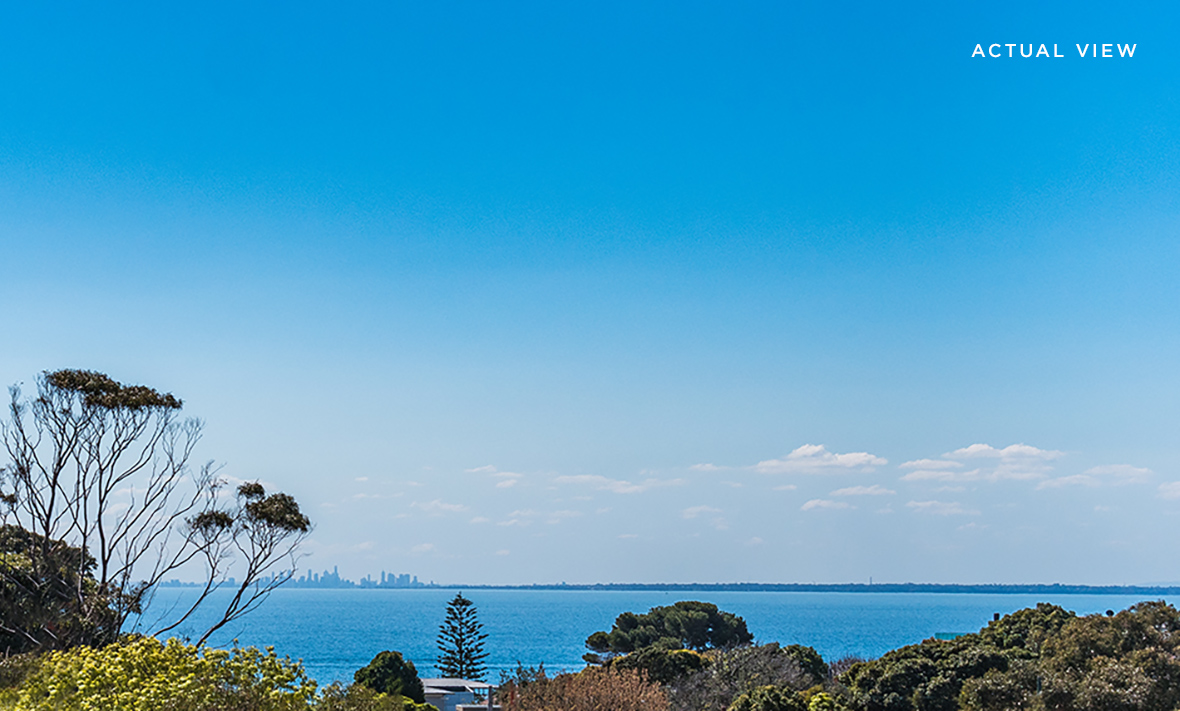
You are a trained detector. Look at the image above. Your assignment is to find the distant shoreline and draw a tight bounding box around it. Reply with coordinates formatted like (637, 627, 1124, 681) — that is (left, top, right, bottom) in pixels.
(158, 580, 1180, 595)
(437, 583, 1180, 595)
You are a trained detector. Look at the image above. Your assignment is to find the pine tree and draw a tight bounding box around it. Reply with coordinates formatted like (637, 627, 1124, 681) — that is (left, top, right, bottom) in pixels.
(436, 592, 489, 680)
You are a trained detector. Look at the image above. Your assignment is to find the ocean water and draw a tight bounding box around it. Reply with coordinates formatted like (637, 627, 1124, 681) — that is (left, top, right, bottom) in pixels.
(131, 588, 1175, 685)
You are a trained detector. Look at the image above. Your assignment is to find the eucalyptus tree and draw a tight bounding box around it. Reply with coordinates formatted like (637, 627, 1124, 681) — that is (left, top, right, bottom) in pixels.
(0, 369, 309, 652)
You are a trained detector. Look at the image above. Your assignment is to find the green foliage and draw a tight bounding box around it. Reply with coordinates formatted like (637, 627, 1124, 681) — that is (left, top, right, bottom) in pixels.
(0, 524, 120, 653)
(608, 646, 710, 685)
(781, 645, 829, 687)
(844, 601, 1180, 711)
(585, 601, 754, 658)
(840, 634, 1009, 711)
(354, 650, 426, 703)
(728, 685, 808, 711)
(436, 593, 489, 680)
(975, 602, 1075, 653)
(317, 682, 437, 711)
(0, 636, 316, 711)
(44, 369, 182, 410)
(806, 692, 842, 711)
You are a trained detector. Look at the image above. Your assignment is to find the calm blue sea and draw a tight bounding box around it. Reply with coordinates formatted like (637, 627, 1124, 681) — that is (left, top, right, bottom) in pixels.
(130, 589, 1176, 686)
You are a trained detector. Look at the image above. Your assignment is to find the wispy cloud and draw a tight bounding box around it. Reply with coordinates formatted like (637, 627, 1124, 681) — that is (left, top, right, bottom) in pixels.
(468, 465, 525, 488)
(755, 444, 886, 475)
(1037, 463, 1152, 490)
(412, 499, 468, 514)
(904, 443, 1063, 483)
(900, 459, 964, 470)
(682, 505, 721, 519)
(801, 499, 852, 511)
(554, 474, 684, 494)
(1084, 464, 1152, 484)
(1158, 482, 1180, 500)
(831, 484, 895, 496)
(682, 505, 727, 529)
(906, 500, 979, 516)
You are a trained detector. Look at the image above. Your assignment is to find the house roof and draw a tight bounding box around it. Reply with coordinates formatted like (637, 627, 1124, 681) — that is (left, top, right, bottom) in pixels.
(422, 678, 494, 693)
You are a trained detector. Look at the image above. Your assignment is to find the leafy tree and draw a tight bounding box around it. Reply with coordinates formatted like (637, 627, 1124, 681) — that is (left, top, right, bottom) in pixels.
(0, 636, 316, 711)
(584, 601, 753, 661)
(436, 592, 489, 680)
(319, 682, 437, 711)
(608, 646, 710, 685)
(0, 524, 118, 654)
(0, 369, 310, 652)
(355, 650, 427, 704)
(728, 685, 809, 711)
(842, 601, 1180, 711)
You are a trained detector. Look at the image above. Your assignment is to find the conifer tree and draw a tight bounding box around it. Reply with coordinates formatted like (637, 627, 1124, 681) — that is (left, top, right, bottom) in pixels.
(436, 592, 489, 680)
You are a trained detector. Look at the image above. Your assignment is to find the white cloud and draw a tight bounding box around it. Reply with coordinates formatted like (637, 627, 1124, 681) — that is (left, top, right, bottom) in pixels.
(1084, 464, 1152, 484)
(831, 484, 896, 496)
(947, 443, 1064, 460)
(755, 444, 887, 475)
(901, 468, 983, 482)
(801, 499, 852, 511)
(1036, 474, 1097, 490)
(354, 477, 369, 482)
(773, 484, 797, 491)
(411, 543, 436, 554)
(469, 465, 524, 487)
(469, 516, 491, 524)
(495, 549, 510, 556)
(546, 510, 583, 524)
(906, 500, 979, 516)
(1158, 482, 1180, 500)
(682, 505, 727, 529)
(900, 459, 964, 469)
(1038, 464, 1152, 490)
(412, 499, 468, 514)
(903, 443, 1064, 483)
(691, 463, 724, 471)
(745, 537, 764, 546)
(618, 533, 639, 539)
(554, 474, 684, 494)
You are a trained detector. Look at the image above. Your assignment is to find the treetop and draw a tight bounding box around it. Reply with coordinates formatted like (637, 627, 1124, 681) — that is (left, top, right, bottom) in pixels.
(44, 369, 182, 410)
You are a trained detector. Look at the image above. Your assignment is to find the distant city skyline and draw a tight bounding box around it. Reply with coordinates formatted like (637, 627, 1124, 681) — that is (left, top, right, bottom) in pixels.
(2, 1, 1177, 586)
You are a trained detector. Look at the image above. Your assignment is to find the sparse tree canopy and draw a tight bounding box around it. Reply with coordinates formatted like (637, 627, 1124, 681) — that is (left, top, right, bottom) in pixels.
(585, 601, 753, 659)
(436, 593, 489, 681)
(0, 369, 310, 652)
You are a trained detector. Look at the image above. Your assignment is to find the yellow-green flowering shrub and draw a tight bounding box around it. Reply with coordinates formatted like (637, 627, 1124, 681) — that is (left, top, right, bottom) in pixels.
(3, 636, 316, 711)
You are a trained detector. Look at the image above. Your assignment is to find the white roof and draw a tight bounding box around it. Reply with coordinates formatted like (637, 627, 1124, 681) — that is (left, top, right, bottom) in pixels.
(422, 678, 494, 692)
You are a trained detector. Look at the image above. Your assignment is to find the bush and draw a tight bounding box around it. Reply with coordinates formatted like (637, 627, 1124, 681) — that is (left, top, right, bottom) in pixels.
(354, 650, 426, 703)
(317, 682, 436, 711)
(501, 666, 668, 711)
(608, 646, 710, 684)
(671, 644, 814, 711)
(728, 685, 808, 711)
(0, 636, 316, 711)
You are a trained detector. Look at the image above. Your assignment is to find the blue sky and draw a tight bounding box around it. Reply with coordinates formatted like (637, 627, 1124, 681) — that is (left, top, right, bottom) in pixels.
(2, 1, 1178, 585)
